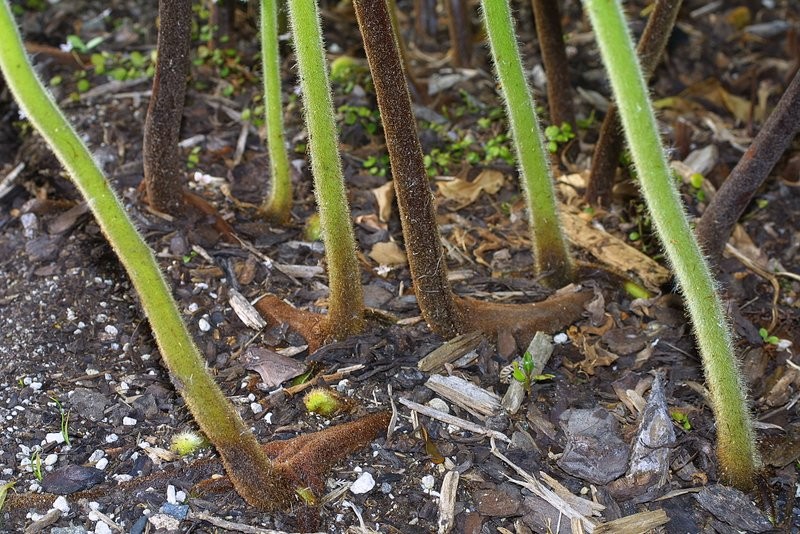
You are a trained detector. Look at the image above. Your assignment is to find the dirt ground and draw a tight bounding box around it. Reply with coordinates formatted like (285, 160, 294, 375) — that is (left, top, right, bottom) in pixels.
(0, 0, 799, 532)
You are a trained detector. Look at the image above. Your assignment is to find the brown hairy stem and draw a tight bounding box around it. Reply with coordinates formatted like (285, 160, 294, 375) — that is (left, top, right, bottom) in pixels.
(254, 294, 328, 353)
(585, 0, 682, 206)
(445, 0, 472, 68)
(531, 0, 574, 127)
(353, 0, 589, 342)
(696, 69, 800, 263)
(143, 0, 192, 213)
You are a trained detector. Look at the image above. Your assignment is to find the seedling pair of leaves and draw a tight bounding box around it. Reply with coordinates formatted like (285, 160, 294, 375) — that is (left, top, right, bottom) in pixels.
(511, 351, 554, 393)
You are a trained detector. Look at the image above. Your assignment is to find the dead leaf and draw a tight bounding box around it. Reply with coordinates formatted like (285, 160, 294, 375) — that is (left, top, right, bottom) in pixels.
(437, 169, 504, 209)
(243, 346, 307, 388)
(369, 241, 408, 266)
(371, 181, 395, 222)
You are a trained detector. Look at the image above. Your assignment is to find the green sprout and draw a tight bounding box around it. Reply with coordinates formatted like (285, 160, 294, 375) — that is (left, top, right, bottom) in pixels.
(511, 351, 555, 393)
(50, 396, 70, 446)
(544, 122, 575, 153)
(670, 410, 692, 431)
(0, 480, 15, 513)
(759, 327, 780, 346)
(30, 449, 43, 481)
(65, 34, 104, 54)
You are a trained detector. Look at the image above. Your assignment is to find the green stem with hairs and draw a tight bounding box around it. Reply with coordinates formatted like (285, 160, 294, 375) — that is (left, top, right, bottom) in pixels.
(258, 0, 293, 223)
(0, 1, 290, 510)
(287, 0, 364, 339)
(480, 0, 573, 287)
(583, 0, 758, 489)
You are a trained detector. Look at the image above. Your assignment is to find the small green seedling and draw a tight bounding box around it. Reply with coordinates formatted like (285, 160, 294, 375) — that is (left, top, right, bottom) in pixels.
(50, 396, 70, 446)
(670, 410, 692, 431)
(30, 449, 43, 481)
(759, 328, 780, 346)
(65, 34, 104, 54)
(512, 351, 555, 393)
(544, 122, 575, 153)
(0, 480, 15, 513)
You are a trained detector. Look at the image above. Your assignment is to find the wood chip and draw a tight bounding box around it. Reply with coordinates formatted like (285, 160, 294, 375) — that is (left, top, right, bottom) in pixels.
(229, 289, 267, 330)
(398, 398, 510, 442)
(418, 332, 484, 372)
(593, 509, 670, 534)
(425, 374, 501, 417)
(559, 205, 670, 291)
(437, 470, 459, 534)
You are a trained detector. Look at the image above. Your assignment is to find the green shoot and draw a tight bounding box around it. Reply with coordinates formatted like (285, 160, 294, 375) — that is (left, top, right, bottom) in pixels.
(512, 351, 555, 393)
(544, 122, 575, 153)
(50, 396, 70, 446)
(758, 328, 780, 346)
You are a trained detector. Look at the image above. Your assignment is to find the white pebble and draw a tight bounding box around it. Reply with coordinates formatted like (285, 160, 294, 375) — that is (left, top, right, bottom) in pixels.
(44, 453, 58, 466)
(52, 495, 70, 513)
(95, 521, 112, 534)
(167, 484, 177, 505)
(95, 458, 108, 470)
(104, 325, 118, 336)
(175, 490, 186, 503)
(105, 433, 119, 444)
(88, 449, 105, 463)
(350, 472, 375, 494)
(420, 474, 436, 492)
(553, 332, 569, 344)
(45, 432, 65, 444)
(198, 318, 211, 332)
(250, 402, 263, 414)
(122, 417, 137, 426)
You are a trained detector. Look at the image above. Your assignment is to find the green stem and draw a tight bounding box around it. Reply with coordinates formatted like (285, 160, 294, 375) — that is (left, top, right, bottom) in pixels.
(258, 0, 293, 223)
(583, 0, 758, 489)
(480, 0, 573, 287)
(287, 0, 364, 338)
(0, 1, 287, 509)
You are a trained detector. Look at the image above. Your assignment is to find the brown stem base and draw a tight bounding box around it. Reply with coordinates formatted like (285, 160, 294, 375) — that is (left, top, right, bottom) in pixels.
(255, 294, 330, 354)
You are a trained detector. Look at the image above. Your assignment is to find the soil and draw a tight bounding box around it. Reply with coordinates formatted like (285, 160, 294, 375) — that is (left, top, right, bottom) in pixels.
(1, 0, 799, 533)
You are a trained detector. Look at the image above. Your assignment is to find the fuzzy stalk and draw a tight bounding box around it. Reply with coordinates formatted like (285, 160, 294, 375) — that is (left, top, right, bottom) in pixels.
(697, 69, 800, 263)
(352, 0, 465, 337)
(583, 0, 758, 489)
(0, 1, 291, 510)
(287, 0, 364, 338)
(143, 0, 192, 213)
(481, 0, 574, 287)
(258, 0, 293, 223)
(585, 0, 682, 206)
(531, 0, 574, 127)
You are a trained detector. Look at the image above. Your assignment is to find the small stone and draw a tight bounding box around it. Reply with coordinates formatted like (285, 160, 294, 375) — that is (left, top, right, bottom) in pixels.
(149, 513, 180, 530)
(94, 521, 112, 534)
(103, 325, 118, 337)
(41, 464, 105, 494)
(350, 472, 376, 494)
(45, 432, 65, 444)
(198, 318, 211, 332)
(250, 402, 263, 414)
(553, 333, 568, 344)
(52, 495, 70, 513)
(167, 484, 177, 504)
(160, 502, 189, 520)
(70, 388, 109, 422)
(122, 417, 137, 426)
(95, 458, 108, 470)
(420, 474, 436, 493)
(105, 434, 118, 444)
(44, 453, 58, 466)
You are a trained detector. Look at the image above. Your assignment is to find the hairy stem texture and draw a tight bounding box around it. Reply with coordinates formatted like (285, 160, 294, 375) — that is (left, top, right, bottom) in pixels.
(353, 0, 465, 337)
(531, 0, 574, 127)
(259, 0, 293, 222)
(143, 0, 192, 213)
(481, 0, 573, 287)
(584, 0, 758, 489)
(0, 1, 286, 509)
(287, 0, 364, 339)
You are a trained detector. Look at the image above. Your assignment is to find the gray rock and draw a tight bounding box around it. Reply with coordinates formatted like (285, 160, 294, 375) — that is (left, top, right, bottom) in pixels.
(25, 235, 62, 263)
(41, 464, 105, 494)
(694, 484, 773, 533)
(70, 388, 109, 422)
(557, 408, 629, 484)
